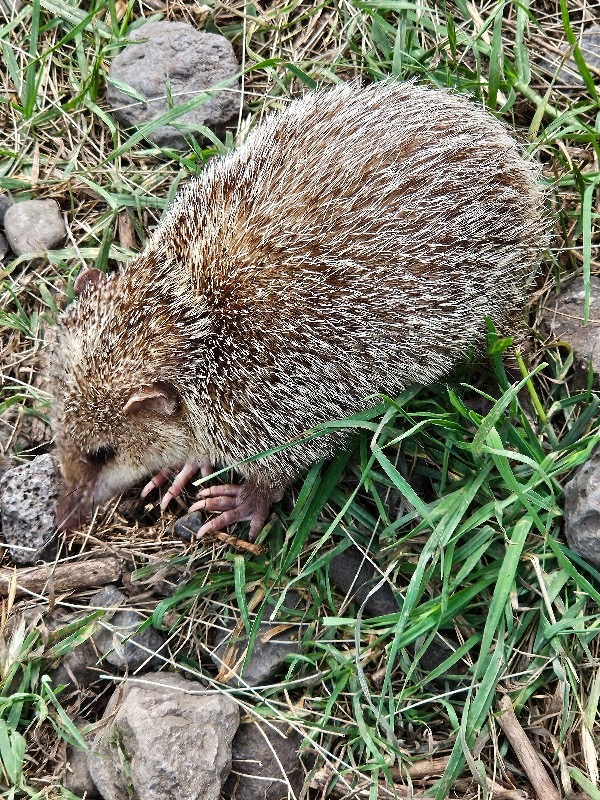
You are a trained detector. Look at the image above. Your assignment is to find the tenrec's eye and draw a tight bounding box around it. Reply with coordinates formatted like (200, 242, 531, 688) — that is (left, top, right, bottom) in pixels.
(86, 445, 116, 466)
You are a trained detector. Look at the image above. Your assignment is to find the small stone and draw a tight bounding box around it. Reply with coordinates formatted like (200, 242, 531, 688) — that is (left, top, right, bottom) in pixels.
(90, 585, 166, 671)
(0, 0, 23, 20)
(563, 446, 600, 567)
(0, 454, 59, 564)
(106, 21, 240, 149)
(211, 592, 304, 687)
(0, 194, 12, 226)
(0, 233, 8, 263)
(538, 26, 600, 88)
(63, 718, 100, 798)
(173, 510, 204, 540)
(222, 719, 304, 800)
(48, 638, 101, 690)
(329, 551, 399, 617)
(540, 277, 600, 389)
(3, 199, 66, 255)
(87, 671, 239, 800)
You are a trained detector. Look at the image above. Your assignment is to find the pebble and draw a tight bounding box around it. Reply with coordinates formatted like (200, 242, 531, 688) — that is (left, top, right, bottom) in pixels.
(0, 232, 8, 263)
(90, 585, 166, 671)
(63, 718, 100, 798)
(173, 510, 204, 540)
(0, 0, 23, 19)
(211, 591, 304, 687)
(329, 550, 399, 616)
(540, 276, 600, 389)
(87, 671, 239, 800)
(0, 454, 59, 564)
(222, 719, 304, 800)
(106, 21, 240, 149)
(538, 25, 600, 88)
(3, 199, 66, 255)
(48, 638, 100, 691)
(0, 193, 12, 226)
(563, 445, 600, 567)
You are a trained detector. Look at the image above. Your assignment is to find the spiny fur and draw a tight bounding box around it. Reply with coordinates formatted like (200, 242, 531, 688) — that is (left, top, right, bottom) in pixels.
(51, 81, 548, 509)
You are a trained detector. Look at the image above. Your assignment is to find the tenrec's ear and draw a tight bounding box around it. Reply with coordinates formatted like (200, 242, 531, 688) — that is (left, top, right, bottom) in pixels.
(73, 268, 105, 296)
(122, 382, 180, 417)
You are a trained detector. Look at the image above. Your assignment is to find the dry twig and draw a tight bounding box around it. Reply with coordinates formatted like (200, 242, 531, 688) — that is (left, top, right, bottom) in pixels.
(497, 694, 561, 800)
(0, 557, 124, 597)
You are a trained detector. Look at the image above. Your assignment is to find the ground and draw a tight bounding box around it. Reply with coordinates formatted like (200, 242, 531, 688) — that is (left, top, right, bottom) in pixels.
(0, 1, 599, 798)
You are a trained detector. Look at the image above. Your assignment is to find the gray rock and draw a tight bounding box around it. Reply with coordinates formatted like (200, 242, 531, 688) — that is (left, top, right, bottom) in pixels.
(3, 199, 66, 255)
(0, 194, 12, 226)
(0, 0, 23, 20)
(90, 585, 166, 671)
(540, 277, 600, 389)
(0, 233, 8, 263)
(173, 510, 204, 540)
(211, 592, 304, 687)
(63, 718, 100, 798)
(222, 719, 304, 800)
(87, 671, 239, 800)
(563, 446, 600, 566)
(106, 21, 240, 149)
(538, 25, 600, 87)
(329, 551, 399, 617)
(48, 638, 101, 690)
(0, 453, 59, 564)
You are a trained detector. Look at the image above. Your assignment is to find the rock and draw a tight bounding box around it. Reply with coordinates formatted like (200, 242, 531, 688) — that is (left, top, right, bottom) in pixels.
(538, 25, 600, 88)
(222, 719, 304, 800)
(106, 21, 240, 149)
(48, 638, 101, 690)
(3, 200, 66, 255)
(0, 454, 59, 564)
(329, 551, 399, 617)
(0, 194, 12, 227)
(416, 636, 457, 674)
(563, 446, 600, 567)
(173, 510, 204, 540)
(540, 277, 600, 389)
(90, 585, 166, 671)
(0, 0, 23, 20)
(211, 592, 304, 687)
(0, 233, 8, 263)
(63, 718, 100, 798)
(87, 671, 239, 800)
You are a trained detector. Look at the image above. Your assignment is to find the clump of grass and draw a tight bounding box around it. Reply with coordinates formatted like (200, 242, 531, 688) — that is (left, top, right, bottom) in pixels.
(1, 0, 599, 797)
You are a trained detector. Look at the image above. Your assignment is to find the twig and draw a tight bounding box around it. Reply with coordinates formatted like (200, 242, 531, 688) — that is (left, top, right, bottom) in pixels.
(497, 694, 561, 800)
(205, 531, 266, 556)
(0, 557, 124, 597)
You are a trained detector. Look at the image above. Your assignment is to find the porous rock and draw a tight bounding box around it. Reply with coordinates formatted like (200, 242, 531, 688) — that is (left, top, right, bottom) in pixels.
(87, 671, 239, 800)
(540, 277, 600, 388)
(4, 199, 66, 255)
(537, 25, 600, 87)
(0, 453, 59, 564)
(106, 21, 240, 149)
(211, 592, 304, 687)
(222, 719, 304, 800)
(63, 718, 100, 799)
(563, 445, 600, 567)
(0, 194, 12, 226)
(329, 550, 399, 617)
(90, 585, 166, 671)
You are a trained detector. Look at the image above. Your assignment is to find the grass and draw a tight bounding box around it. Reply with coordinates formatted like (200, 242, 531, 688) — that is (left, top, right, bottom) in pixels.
(1, 0, 600, 797)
